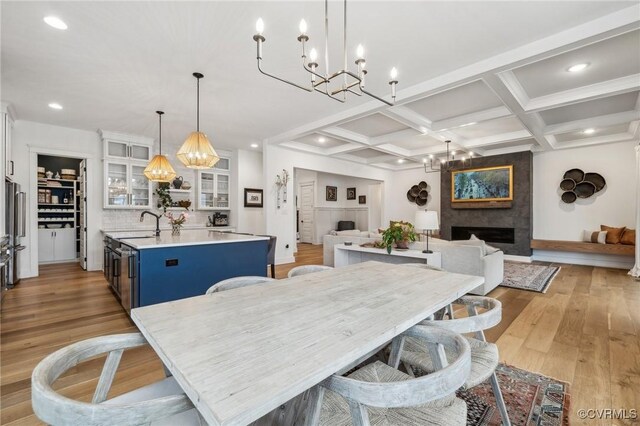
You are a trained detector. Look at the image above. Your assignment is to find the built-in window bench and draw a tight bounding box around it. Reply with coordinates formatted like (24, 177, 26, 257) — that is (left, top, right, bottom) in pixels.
(531, 239, 634, 269)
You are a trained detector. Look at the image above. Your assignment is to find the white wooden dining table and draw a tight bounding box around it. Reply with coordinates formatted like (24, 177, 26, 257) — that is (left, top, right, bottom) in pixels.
(131, 261, 484, 426)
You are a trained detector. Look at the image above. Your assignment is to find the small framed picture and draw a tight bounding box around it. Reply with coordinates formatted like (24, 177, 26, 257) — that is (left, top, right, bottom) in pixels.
(244, 188, 263, 208)
(346, 187, 356, 200)
(326, 186, 337, 202)
(359, 195, 366, 204)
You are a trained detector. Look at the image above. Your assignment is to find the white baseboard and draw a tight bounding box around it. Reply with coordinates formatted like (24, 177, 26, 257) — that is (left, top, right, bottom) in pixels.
(532, 250, 633, 269)
(275, 256, 296, 265)
(503, 255, 532, 263)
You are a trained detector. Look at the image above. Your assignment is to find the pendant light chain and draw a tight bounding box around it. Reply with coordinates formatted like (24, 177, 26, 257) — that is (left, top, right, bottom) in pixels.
(196, 76, 200, 132)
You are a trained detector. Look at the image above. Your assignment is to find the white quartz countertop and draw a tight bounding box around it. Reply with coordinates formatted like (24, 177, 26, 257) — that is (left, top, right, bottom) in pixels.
(101, 225, 234, 233)
(105, 229, 267, 250)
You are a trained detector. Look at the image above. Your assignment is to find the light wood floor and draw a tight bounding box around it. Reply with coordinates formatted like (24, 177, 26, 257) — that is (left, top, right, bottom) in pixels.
(1, 244, 638, 425)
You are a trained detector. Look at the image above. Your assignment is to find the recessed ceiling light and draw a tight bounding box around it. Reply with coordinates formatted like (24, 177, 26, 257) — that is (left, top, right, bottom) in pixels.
(44, 16, 68, 30)
(397, 159, 405, 164)
(567, 63, 589, 73)
(250, 143, 259, 148)
(317, 137, 326, 143)
(48, 102, 63, 110)
(583, 128, 595, 135)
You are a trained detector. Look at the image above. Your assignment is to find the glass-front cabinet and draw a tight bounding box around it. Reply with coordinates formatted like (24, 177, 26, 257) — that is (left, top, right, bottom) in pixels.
(101, 130, 154, 209)
(104, 161, 152, 208)
(197, 156, 230, 210)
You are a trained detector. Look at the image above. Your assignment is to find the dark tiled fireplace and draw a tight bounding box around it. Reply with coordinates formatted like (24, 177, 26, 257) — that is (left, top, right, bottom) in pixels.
(440, 151, 532, 256)
(451, 226, 515, 244)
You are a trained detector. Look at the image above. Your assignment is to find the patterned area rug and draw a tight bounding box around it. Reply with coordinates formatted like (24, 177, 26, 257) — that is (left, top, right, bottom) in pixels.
(501, 262, 560, 293)
(458, 363, 571, 426)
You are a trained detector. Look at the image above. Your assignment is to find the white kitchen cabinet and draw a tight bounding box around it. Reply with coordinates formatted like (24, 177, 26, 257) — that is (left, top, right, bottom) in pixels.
(101, 130, 152, 161)
(100, 130, 154, 209)
(104, 161, 152, 209)
(197, 167, 230, 210)
(38, 228, 76, 263)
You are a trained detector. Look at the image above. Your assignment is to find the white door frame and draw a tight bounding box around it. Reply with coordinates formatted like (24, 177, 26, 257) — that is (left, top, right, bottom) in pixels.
(298, 181, 315, 245)
(28, 146, 94, 277)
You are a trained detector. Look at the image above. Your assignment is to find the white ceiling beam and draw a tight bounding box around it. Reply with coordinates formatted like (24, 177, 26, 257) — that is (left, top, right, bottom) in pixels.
(318, 127, 370, 146)
(279, 141, 329, 156)
(482, 74, 555, 150)
(463, 130, 533, 148)
(325, 142, 370, 156)
(370, 144, 412, 158)
(365, 154, 399, 164)
(380, 107, 432, 133)
(551, 131, 636, 150)
(481, 144, 536, 156)
(431, 106, 513, 131)
(544, 110, 640, 135)
(525, 74, 640, 112)
(369, 128, 421, 146)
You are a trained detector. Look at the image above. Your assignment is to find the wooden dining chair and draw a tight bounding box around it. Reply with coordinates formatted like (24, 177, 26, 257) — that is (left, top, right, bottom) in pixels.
(287, 265, 333, 278)
(257, 235, 278, 278)
(206, 276, 275, 294)
(305, 325, 471, 426)
(394, 296, 511, 426)
(31, 333, 203, 426)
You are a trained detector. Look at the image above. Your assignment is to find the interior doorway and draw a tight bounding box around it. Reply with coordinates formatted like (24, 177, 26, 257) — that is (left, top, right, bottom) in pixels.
(36, 154, 88, 269)
(298, 182, 315, 244)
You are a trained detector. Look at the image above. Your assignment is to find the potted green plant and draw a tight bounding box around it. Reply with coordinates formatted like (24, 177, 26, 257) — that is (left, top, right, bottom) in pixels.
(381, 221, 417, 254)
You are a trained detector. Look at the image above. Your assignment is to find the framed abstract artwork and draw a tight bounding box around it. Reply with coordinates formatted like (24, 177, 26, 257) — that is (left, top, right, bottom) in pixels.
(326, 186, 337, 201)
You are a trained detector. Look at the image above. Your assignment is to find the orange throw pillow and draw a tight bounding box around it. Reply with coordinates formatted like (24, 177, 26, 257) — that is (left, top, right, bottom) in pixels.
(600, 225, 626, 244)
(621, 229, 636, 245)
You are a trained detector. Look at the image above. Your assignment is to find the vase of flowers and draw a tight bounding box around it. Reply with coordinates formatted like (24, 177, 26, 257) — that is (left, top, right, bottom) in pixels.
(381, 221, 417, 254)
(166, 211, 188, 236)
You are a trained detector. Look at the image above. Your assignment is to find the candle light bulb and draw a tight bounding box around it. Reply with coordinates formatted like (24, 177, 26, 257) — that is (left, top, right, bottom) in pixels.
(356, 44, 364, 59)
(469, 152, 474, 157)
(256, 18, 264, 35)
(390, 67, 398, 80)
(309, 48, 318, 62)
(299, 19, 307, 35)
(429, 154, 434, 159)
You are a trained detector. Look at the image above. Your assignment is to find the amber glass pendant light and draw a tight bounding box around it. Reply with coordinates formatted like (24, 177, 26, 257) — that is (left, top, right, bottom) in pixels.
(144, 111, 177, 182)
(176, 72, 219, 169)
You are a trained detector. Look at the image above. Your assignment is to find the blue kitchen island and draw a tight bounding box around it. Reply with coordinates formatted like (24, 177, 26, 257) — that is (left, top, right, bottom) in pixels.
(103, 230, 269, 312)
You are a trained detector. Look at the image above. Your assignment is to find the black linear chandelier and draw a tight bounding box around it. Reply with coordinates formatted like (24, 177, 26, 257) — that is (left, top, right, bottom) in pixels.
(424, 140, 474, 174)
(253, 0, 398, 105)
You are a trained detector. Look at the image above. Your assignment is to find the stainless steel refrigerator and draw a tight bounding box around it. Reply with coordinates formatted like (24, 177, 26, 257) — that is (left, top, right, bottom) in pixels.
(5, 179, 26, 287)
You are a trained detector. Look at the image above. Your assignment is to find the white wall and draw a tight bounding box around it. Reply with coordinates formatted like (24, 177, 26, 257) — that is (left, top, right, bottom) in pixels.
(12, 120, 103, 277)
(387, 167, 441, 227)
(235, 149, 265, 234)
(264, 145, 393, 264)
(533, 140, 635, 241)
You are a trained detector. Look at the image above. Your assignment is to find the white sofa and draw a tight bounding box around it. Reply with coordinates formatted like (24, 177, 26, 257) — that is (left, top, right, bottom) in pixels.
(322, 232, 503, 296)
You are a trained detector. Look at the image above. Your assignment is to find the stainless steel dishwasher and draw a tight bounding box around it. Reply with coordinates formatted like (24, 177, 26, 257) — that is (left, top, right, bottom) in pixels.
(116, 246, 138, 314)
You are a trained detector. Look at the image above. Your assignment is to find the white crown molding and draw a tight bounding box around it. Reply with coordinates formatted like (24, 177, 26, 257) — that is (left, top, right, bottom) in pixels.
(544, 110, 640, 135)
(524, 74, 640, 112)
(495, 71, 530, 110)
(481, 144, 535, 157)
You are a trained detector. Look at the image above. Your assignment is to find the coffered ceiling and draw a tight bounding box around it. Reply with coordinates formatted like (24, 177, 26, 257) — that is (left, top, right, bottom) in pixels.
(1, 1, 639, 169)
(271, 11, 640, 170)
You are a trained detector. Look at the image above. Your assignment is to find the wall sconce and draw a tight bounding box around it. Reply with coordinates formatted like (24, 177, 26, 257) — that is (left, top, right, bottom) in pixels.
(275, 169, 290, 209)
